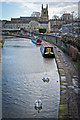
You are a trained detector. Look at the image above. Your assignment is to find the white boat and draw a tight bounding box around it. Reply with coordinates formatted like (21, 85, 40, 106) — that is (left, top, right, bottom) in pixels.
(42, 77, 50, 82)
(34, 100, 42, 109)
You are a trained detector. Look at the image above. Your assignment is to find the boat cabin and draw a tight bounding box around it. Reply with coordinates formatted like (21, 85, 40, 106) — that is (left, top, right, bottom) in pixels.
(40, 41, 55, 58)
(36, 39, 42, 45)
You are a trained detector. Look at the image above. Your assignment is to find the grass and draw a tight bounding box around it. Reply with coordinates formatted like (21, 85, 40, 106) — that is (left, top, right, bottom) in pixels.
(75, 60, 80, 72)
(68, 55, 80, 72)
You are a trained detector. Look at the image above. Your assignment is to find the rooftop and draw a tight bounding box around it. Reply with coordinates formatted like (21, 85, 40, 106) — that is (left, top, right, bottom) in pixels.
(41, 41, 53, 47)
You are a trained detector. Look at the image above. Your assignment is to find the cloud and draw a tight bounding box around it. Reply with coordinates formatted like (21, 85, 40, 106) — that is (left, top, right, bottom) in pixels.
(0, 0, 79, 3)
(62, 4, 78, 13)
(0, 0, 23, 2)
(0, 0, 78, 19)
(48, 2, 78, 19)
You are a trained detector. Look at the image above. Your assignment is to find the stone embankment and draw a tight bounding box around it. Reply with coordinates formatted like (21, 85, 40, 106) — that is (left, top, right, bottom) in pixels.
(53, 45, 80, 119)
(0, 45, 2, 120)
(0, 37, 4, 48)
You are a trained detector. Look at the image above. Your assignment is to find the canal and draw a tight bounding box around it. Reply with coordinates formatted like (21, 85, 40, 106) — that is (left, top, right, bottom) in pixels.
(2, 37, 60, 119)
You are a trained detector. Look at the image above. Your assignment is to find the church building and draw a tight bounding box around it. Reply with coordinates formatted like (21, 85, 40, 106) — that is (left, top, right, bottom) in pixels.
(41, 4, 49, 21)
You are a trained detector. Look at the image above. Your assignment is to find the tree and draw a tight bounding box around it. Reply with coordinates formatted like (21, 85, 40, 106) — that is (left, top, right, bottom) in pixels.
(31, 12, 40, 17)
(61, 33, 73, 46)
(52, 15, 59, 20)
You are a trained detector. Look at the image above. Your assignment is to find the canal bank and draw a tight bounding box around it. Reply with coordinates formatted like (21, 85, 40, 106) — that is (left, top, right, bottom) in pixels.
(53, 45, 80, 119)
(0, 45, 2, 120)
(0, 37, 4, 48)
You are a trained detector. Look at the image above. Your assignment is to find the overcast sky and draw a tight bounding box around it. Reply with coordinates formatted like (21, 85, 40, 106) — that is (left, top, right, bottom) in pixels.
(0, 0, 79, 20)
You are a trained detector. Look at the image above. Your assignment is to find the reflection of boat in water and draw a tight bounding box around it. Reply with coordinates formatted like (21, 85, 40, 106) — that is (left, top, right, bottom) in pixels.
(40, 41, 55, 58)
(34, 100, 42, 112)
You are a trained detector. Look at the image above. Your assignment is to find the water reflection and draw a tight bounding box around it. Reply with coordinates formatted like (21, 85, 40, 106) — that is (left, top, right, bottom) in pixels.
(2, 37, 60, 118)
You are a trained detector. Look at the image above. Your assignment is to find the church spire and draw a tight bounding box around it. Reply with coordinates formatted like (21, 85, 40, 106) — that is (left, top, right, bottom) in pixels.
(41, 4, 48, 21)
(42, 4, 43, 10)
(46, 4, 48, 10)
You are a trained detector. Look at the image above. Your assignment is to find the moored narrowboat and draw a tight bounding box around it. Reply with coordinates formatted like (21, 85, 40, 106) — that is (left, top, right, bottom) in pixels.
(40, 41, 55, 58)
(31, 36, 37, 45)
(36, 39, 42, 45)
(32, 37, 42, 45)
(32, 40, 36, 45)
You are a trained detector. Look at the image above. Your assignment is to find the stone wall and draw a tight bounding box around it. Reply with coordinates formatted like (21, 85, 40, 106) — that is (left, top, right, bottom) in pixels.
(67, 44, 78, 61)
(36, 33, 79, 61)
(34, 33, 66, 50)
(0, 46, 2, 120)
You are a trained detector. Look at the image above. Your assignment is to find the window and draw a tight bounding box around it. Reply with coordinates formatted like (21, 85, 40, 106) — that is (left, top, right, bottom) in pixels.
(46, 48, 51, 52)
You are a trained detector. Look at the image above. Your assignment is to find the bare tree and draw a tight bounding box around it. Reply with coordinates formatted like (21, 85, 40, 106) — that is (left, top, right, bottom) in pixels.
(52, 15, 59, 20)
(31, 12, 40, 17)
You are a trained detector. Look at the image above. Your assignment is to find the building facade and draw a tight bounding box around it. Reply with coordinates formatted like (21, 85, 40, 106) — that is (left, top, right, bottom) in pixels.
(29, 20, 39, 32)
(39, 21, 49, 32)
(2, 4, 75, 34)
(48, 19, 64, 32)
(2, 4, 49, 33)
(61, 13, 72, 23)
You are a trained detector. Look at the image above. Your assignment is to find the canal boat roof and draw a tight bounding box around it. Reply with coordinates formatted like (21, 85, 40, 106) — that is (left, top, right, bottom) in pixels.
(41, 41, 53, 47)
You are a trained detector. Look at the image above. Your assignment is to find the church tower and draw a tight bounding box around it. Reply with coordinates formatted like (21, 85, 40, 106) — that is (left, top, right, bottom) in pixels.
(41, 4, 48, 21)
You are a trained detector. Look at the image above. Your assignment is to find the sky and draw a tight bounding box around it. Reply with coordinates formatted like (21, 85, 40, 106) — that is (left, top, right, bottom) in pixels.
(0, 0, 79, 20)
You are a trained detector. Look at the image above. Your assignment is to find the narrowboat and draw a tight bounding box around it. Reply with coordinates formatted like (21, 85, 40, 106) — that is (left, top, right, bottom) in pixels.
(31, 36, 37, 45)
(32, 38, 42, 45)
(31, 36, 35, 40)
(40, 41, 55, 58)
(32, 40, 37, 45)
(36, 39, 42, 45)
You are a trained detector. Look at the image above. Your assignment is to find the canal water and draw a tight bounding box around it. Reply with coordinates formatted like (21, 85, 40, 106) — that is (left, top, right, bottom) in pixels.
(2, 37, 60, 118)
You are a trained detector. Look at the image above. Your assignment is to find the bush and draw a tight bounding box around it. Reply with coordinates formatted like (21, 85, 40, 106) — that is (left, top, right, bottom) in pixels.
(61, 33, 73, 46)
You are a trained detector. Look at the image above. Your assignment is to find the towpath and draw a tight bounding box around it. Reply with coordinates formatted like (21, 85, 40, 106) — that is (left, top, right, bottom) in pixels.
(53, 44, 80, 119)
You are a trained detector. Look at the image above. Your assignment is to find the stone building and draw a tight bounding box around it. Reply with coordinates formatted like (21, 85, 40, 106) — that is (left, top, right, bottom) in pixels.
(61, 13, 72, 23)
(2, 20, 29, 30)
(2, 4, 49, 33)
(48, 19, 64, 32)
(41, 4, 48, 21)
(29, 20, 39, 32)
(39, 21, 49, 32)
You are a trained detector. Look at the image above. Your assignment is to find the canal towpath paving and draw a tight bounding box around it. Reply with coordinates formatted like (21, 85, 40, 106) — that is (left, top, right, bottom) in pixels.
(53, 45, 80, 119)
